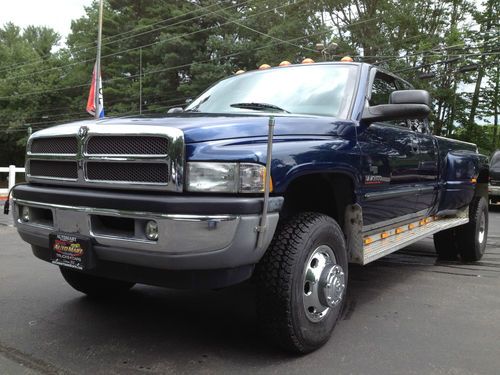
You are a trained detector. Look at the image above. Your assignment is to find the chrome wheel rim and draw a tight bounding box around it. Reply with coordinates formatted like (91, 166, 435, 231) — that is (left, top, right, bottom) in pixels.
(302, 245, 346, 323)
(478, 211, 486, 244)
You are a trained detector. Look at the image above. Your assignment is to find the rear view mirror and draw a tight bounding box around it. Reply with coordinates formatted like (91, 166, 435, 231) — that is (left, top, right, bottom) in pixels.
(362, 89, 431, 124)
(390, 90, 431, 106)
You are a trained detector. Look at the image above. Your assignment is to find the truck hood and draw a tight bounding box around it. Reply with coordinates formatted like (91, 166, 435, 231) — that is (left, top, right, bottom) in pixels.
(34, 114, 355, 143)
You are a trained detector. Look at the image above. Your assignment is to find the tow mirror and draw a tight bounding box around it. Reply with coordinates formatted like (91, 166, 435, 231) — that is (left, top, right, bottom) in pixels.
(362, 90, 431, 124)
(390, 90, 431, 106)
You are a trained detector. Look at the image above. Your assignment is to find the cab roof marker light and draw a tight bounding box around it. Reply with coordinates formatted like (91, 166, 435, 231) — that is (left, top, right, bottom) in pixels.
(279, 61, 291, 67)
(340, 56, 354, 62)
(259, 64, 271, 70)
(302, 58, 315, 64)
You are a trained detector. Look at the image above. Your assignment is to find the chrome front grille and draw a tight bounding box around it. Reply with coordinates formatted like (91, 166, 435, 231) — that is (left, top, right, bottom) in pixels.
(29, 160, 78, 180)
(31, 137, 78, 154)
(26, 124, 185, 192)
(86, 162, 169, 184)
(86, 136, 169, 155)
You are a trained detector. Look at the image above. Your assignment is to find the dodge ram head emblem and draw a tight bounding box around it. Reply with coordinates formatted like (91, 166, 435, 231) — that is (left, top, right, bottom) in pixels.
(78, 126, 88, 138)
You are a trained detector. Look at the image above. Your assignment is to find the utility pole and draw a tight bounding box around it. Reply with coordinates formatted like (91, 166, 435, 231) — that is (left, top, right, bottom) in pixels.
(139, 47, 143, 115)
(94, 0, 104, 119)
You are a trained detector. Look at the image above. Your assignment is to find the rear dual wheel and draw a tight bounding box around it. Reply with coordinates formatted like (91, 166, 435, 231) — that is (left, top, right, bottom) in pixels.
(255, 212, 348, 354)
(434, 196, 488, 262)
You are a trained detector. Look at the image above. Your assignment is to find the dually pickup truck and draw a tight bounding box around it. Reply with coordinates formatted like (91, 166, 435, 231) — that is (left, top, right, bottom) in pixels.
(9, 61, 490, 353)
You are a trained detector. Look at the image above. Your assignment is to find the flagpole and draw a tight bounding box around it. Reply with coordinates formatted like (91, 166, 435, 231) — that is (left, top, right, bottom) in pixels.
(94, 0, 104, 119)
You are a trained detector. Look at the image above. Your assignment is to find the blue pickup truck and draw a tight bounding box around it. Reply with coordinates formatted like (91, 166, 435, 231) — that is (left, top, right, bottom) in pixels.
(10, 61, 489, 353)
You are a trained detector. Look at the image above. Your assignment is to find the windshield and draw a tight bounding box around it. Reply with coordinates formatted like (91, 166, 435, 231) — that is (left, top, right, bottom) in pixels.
(185, 64, 358, 118)
(492, 151, 500, 168)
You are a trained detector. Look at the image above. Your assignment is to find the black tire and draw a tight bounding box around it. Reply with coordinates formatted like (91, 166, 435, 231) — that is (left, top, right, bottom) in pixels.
(434, 228, 460, 260)
(456, 196, 488, 262)
(60, 267, 135, 297)
(255, 212, 348, 354)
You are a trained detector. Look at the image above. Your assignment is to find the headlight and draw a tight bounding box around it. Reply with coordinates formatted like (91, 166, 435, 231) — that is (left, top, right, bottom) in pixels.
(187, 162, 269, 193)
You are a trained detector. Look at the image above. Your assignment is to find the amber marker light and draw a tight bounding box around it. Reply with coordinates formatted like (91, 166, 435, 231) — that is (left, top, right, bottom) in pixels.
(363, 237, 373, 245)
(258, 64, 271, 70)
(396, 227, 404, 234)
(279, 60, 291, 67)
(471, 178, 477, 183)
(235, 70, 245, 75)
(340, 56, 354, 62)
(408, 223, 415, 230)
(381, 232, 390, 239)
(302, 58, 315, 64)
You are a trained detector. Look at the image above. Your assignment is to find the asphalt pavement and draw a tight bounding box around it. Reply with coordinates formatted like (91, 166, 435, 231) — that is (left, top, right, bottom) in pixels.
(1, 208, 500, 374)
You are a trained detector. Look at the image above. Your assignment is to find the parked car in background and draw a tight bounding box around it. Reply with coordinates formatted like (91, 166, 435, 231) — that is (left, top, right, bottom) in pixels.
(489, 150, 500, 204)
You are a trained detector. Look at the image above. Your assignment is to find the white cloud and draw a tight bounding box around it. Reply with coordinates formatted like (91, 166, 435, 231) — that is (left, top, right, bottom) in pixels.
(0, 0, 93, 44)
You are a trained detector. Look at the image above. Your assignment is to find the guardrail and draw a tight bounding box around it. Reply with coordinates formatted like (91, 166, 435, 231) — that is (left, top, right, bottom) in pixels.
(0, 165, 25, 195)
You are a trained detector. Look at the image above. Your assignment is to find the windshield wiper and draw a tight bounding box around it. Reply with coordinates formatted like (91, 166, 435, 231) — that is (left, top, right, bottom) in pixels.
(185, 96, 210, 112)
(230, 102, 290, 113)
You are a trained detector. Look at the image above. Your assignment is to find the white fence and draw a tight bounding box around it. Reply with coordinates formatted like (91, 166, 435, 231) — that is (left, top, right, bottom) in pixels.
(0, 165, 25, 195)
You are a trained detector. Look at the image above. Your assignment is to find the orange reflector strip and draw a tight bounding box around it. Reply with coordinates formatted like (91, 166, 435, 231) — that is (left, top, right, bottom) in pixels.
(381, 232, 390, 239)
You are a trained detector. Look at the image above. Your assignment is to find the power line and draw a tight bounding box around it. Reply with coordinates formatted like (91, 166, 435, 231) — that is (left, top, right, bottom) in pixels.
(198, 2, 317, 53)
(0, 0, 292, 83)
(0, 1, 251, 76)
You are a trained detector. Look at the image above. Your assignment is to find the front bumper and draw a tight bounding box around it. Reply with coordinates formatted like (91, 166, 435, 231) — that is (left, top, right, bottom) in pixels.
(489, 184, 500, 198)
(13, 184, 282, 273)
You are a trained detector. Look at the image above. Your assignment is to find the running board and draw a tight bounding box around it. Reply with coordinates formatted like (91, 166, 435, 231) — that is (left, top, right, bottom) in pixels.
(347, 208, 469, 265)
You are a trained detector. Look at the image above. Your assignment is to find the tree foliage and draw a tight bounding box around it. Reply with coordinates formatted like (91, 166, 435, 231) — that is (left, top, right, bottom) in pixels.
(0, 0, 498, 166)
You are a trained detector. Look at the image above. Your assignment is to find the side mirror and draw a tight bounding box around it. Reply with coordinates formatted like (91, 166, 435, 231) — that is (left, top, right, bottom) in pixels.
(362, 104, 431, 124)
(390, 90, 431, 106)
(362, 90, 431, 124)
(167, 107, 184, 114)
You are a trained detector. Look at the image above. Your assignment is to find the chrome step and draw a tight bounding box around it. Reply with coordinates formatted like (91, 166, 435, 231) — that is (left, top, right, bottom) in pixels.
(358, 213, 469, 265)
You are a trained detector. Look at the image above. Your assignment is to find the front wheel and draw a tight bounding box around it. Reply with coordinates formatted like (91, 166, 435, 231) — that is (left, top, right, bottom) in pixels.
(255, 212, 348, 353)
(60, 267, 135, 297)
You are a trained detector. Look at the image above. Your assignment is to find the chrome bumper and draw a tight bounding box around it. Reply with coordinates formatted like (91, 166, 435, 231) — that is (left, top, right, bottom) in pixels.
(13, 198, 279, 270)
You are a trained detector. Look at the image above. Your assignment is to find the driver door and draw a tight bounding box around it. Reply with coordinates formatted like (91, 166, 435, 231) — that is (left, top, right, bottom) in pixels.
(357, 71, 421, 228)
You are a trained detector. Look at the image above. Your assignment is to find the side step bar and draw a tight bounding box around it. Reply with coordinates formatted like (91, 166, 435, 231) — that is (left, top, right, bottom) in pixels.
(346, 206, 469, 265)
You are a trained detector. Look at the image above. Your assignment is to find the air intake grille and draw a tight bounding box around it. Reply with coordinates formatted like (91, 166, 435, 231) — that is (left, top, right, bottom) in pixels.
(29, 160, 78, 179)
(86, 136, 168, 155)
(31, 137, 78, 154)
(86, 162, 169, 184)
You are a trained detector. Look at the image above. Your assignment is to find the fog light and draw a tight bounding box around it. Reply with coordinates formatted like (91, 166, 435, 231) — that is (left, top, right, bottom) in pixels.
(145, 221, 159, 241)
(21, 206, 30, 222)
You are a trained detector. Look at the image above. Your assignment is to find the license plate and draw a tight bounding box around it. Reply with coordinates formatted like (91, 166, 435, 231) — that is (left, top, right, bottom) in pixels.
(49, 233, 94, 270)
